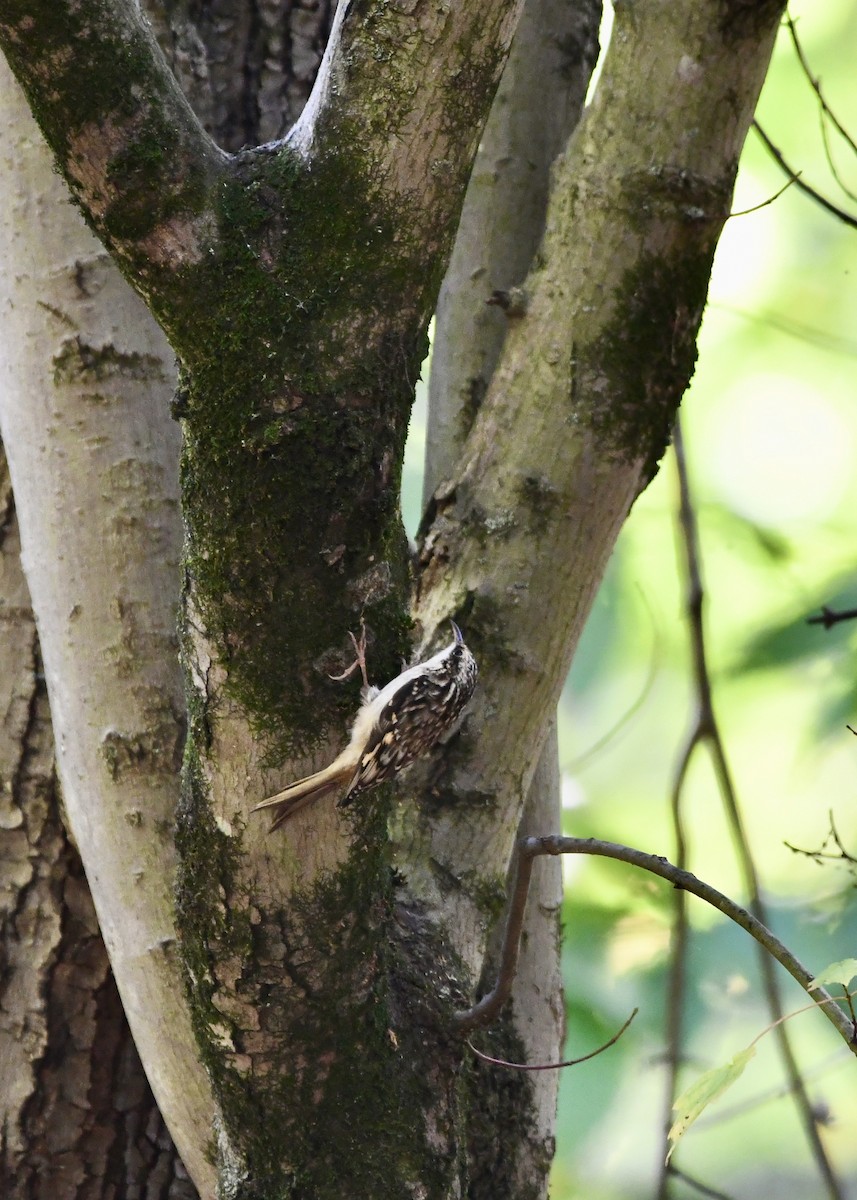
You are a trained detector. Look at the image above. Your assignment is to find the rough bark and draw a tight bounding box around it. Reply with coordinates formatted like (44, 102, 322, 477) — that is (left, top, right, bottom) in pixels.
(0, 55, 218, 1195)
(0, 2, 529, 1195)
(147, 0, 336, 151)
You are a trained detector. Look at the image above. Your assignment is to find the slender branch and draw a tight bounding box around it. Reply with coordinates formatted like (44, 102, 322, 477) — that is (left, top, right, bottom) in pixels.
(656, 420, 696, 1200)
(753, 121, 857, 229)
(784, 8, 857, 205)
(667, 1165, 735, 1200)
(667, 421, 846, 1200)
(807, 605, 857, 629)
(818, 107, 857, 207)
(466, 1007, 637, 1071)
(453, 835, 856, 1051)
(729, 176, 796, 218)
(786, 13, 857, 158)
(785, 811, 857, 869)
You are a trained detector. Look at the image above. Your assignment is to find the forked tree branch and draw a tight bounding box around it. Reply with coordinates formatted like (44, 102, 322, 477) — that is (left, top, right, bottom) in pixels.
(411, 0, 787, 1011)
(661, 420, 845, 1200)
(0, 0, 524, 334)
(753, 121, 857, 229)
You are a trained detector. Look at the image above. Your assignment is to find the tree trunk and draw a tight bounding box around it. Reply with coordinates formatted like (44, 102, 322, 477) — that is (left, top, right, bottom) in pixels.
(0, 3, 339, 1191)
(0, 438, 197, 1198)
(0, 0, 788, 1195)
(427, 4, 601, 1191)
(0, 54, 217, 1195)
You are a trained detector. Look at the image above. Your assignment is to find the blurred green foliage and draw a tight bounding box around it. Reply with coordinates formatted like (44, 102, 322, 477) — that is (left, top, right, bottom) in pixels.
(404, 3, 857, 1195)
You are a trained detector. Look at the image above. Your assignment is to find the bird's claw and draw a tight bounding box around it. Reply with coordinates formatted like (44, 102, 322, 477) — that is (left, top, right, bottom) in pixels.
(329, 619, 370, 691)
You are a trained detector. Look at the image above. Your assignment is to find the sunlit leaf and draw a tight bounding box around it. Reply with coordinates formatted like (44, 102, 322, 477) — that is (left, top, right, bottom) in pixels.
(808, 958, 857, 991)
(667, 1047, 756, 1160)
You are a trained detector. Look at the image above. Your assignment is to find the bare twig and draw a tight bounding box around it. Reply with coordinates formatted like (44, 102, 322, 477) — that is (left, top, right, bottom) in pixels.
(818, 108, 857, 207)
(453, 835, 856, 1051)
(466, 1007, 637, 1071)
(753, 121, 857, 230)
(786, 7, 857, 206)
(730, 176, 796, 218)
(665, 420, 847, 1200)
(785, 810, 857, 868)
(807, 605, 857, 629)
(786, 13, 857, 159)
(667, 1165, 735, 1200)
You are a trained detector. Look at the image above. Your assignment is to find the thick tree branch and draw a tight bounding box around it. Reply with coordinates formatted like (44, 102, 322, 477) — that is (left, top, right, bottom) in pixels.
(425, 0, 599, 497)
(0, 56, 218, 1197)
(0, 0, 524, 351)
(0, 0, 227, 282)
(289, 0, 524, 260)
(421, 5, 599, 1193)
(412, 0, 786, 995)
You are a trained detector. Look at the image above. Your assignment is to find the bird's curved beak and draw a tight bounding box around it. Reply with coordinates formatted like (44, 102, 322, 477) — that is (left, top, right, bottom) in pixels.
(450, 620, 463, 643)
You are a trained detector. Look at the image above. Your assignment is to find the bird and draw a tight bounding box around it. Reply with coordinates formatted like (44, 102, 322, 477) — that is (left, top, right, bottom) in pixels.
(253, 621, 478, 830)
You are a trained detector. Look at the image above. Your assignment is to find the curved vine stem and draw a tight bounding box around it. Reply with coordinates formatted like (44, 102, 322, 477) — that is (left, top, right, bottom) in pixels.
(453, 835, 856, 1053)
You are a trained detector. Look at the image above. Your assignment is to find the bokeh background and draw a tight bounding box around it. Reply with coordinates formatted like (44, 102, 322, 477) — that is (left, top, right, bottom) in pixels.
(405, 3, 857, 1195)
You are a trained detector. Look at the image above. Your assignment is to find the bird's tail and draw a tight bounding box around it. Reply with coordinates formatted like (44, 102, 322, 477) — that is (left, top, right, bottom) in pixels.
(252, 758, 352, 831)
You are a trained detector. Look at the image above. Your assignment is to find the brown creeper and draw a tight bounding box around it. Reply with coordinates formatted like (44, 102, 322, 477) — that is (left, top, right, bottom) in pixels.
(253, 622, 478, 830)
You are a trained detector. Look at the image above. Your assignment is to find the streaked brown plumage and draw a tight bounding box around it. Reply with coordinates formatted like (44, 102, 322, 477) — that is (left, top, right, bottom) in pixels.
(253, 623, 478, 830)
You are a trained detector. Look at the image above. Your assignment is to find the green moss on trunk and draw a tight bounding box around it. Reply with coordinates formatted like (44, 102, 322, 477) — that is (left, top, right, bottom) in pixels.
(168, 137, 486, 1196)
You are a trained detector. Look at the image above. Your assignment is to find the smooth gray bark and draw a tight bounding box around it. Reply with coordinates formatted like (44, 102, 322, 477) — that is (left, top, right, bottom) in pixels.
(425, 4, 601, 1191)
(0, 57, 218, 1195)
(410, 1, 785, 1000)
(426, 0, 600, 498)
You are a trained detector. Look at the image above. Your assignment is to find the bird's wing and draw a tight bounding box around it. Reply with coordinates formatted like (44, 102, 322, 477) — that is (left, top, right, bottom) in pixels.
(339, 672, 447, 805)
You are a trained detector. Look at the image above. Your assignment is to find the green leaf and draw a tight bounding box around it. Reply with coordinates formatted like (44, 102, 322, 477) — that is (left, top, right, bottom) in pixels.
(667, 1047, 756, 1160)
(808, 958, 857, 991)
